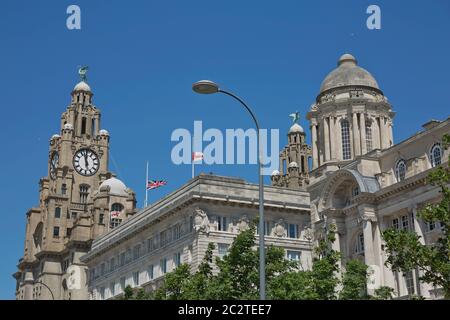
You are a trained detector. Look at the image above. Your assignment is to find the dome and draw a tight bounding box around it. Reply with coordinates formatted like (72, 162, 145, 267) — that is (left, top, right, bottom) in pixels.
(271, 170, 280, 176)
(51, 134, 61, 139)
(288, 161, 298, 168)
(319, 53, 379, 94)
(289, 123, 304, 134)
(73, 81, 91, 92)
(99, 129, 109, 136)
(99, 177, 128, 196)
(63, 123, 74, 130)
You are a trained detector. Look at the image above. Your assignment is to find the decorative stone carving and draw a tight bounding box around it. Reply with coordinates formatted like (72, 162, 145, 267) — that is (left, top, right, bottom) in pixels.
(237, 214, 250, 232)
(302, 227, 313, 241)
(273, 219, 285, 237)
(193, 207, 210, 234)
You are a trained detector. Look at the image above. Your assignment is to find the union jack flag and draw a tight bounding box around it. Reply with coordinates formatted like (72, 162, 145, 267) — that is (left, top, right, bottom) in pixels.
(147, 179, 167, 190)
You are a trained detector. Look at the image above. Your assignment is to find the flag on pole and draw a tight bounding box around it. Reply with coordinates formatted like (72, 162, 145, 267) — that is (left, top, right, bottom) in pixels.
(192, 152, 204, 162)
(147, 179, 167, 190)
(192, 152, 204, 179)
(110, 211, 121, 218)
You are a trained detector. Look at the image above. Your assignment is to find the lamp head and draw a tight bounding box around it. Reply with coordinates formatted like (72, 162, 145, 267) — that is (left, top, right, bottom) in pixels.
(192, 80, 219, 94)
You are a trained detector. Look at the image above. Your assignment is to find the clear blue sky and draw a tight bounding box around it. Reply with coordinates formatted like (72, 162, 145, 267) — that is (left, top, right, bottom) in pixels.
(0, 0, 449, 299)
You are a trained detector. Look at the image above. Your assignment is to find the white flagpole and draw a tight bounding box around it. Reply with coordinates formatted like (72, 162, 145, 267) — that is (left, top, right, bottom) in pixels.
(192, 155, 195, 179)
(144, 161, 148, 207)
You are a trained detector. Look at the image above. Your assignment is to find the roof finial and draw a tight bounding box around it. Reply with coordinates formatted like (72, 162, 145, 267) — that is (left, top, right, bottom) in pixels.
(78, 66, 89, 82)
(289, 111, 300, 124)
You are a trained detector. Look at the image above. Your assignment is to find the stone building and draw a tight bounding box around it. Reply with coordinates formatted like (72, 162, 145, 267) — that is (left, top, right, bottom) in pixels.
(14, 79, 137, 300)
(306, 54, 449, 299)
(15, 53, 449, 300)
(81, 174, 312, 300)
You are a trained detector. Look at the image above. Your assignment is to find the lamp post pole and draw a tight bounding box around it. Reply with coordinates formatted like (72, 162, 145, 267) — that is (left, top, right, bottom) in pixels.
(192, 80, 266, 300)
(38, 281, 55, 300)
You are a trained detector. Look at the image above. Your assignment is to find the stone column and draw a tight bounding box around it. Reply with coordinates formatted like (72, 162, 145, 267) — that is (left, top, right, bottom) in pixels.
(336, 116, 342, 161)
(311, 123, 318, 169)
(352, 113, 361, 156)
(363, 218, 375, 266)
(360, 113, 367, 154)
(319, 121, 324, 165)
(388, 120, 394, 147)
(324, 117, 330, 162)
(380, 116, 388, 149)
(330, 116, 336, 160)
(373, 117, 381, 149)
(411, 205, 432, 298)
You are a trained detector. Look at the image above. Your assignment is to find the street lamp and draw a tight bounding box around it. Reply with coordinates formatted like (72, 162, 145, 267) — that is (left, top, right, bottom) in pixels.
(38, 281, 55, 300)
(192, 80, 266, 300)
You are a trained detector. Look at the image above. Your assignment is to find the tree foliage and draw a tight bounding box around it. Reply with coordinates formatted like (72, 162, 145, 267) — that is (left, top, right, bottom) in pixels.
(382, 134, 450, 298)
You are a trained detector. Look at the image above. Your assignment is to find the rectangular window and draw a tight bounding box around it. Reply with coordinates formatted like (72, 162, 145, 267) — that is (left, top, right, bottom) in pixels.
(100, 263, 106, 276)
(71, 212, 77, 220)
(405, 271, 415, 295)
(288, 224, 299, 239)
(147, 238, 153, 253)
(173, 224, 182, 240)
(133, 244, 141, 260)
(287, 250, 301, 261)
(61, 184, 67, 195)
(401, 215, 409, 230)
(147, 265, 154, 281)
(264, 221, 272, 236)
(365, 122, 373, 152)
(126, 249, 132, 263)
(110, 258, 115, 272)
(109, 282, 115, 297)
(99, 287, 105, 300)
(66, 228, 72, 237)
(341, 120, 351, 160)
(217, 216, 228, 231)
(218, 243, 230, 257)
(132, 271, 139, 287)
(173, 252, 181, 267)
(54, 207, 61, 219)
(189, 216, 194, 232)
(53, 226, 60, 238)
(160, 230, 168, 247)
(99, 213, 104, 225)
(120, 252, 126, 266)
(120, 277, 126, 292)
(160, 258, 167, 274)
(427, 222, 436, 232)
(392, 218, 399, 230)
(110, 218, 122, 229)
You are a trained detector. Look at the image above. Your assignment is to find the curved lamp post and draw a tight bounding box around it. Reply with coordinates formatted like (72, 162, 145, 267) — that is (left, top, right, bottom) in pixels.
(192, 80, 266, 300)
(38, 281, 55, 300)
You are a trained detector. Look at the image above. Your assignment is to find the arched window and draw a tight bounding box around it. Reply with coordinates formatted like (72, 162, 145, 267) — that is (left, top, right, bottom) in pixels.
(81, 117, 87, 135)
(354, 232, 365, 254)
(341, 120, 351, 160)
(111, 203, 124, 213)
(395, 160, 407, 182)
(365, 121, 373, 152)
(430, 143, 442, 167)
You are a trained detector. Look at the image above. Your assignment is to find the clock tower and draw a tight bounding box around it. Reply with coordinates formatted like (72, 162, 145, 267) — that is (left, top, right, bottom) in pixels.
(14, 71, 137, 300)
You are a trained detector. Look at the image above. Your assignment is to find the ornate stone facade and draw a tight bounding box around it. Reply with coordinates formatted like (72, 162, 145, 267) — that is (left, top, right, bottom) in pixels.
(14, 79, 137, 300)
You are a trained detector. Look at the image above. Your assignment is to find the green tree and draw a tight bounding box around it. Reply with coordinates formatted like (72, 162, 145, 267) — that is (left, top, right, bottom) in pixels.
(339, 259, 368, 300)
(382, 134, 450, 298)
(153, 263, 191, 300)
(123, 285, 134, 300)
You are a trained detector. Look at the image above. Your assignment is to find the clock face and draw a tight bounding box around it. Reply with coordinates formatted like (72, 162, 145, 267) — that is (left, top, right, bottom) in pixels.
(73, 148, 99, 176)
(50, 152, 59, 180)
